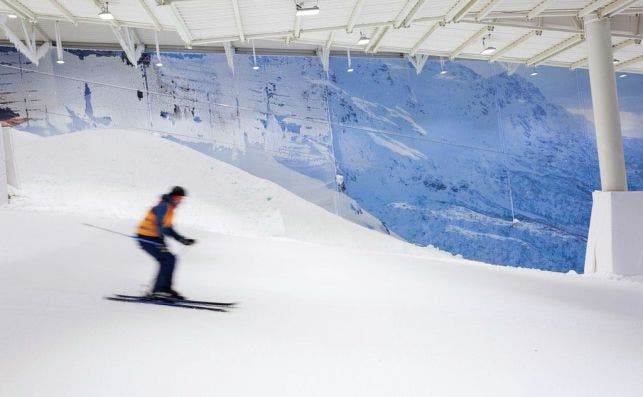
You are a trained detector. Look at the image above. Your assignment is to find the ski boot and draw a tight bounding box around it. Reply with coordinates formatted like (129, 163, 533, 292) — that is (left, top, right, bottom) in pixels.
(147, 289, 185, 302)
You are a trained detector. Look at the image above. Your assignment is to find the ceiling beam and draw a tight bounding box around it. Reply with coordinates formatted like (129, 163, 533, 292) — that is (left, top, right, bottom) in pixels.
(293, 15, 302, 38)
(317, 45, 329, 71)
(445, 0, 480, 23)
(598, 0, 639, 18)
(475, 0, 504, 21)
(396, 0, 429, 28)
(47, 0, 77, 25)
(346, 0, 366, 33)
(409, 22, 441, 56)
(5, 15, 51, 42)
(526, 33, 584, 66)
(407, 53, 429, 74)
(0, 18, 50, 65)
(34, 23, 51, 42)
(135, 0, 161, 31)
(527, 0, 556, 20)
(0, 0, 37, 21)
(29, 14, 171, 30)
(324, 31, 335, 51)
(614, 54, 643, 70)
(167, 2, 192, 45)
(190, 13, 640, 49)
(110, 25, 145, 65)
(371, 0, 430, 55)
(578, 0, 614, 18)
(570, 38, 641, 69)
(368, 26, 389, 53)
(449, 26, 492, 60)
(230, 0, 245, 42)
(489, 30, 539, 62)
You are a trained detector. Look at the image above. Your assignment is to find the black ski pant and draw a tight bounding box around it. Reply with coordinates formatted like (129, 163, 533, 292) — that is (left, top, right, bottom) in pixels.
(139, 239, 176, 293)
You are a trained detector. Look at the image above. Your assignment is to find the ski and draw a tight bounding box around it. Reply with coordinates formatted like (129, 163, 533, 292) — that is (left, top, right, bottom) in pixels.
(105, 296, 227, 312)
(113, 294, 237, 307)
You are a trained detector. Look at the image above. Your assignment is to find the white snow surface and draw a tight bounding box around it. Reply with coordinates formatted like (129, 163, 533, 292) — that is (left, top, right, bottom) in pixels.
(7, 128, 436, 255)
(2, 129, 643, 396)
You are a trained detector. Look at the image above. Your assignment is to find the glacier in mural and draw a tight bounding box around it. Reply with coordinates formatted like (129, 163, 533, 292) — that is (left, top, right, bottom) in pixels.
(1, 46, 642, 272)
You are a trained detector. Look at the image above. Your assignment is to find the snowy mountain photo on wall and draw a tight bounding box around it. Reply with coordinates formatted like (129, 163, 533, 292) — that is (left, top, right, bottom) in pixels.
(1, 46, 642, 272)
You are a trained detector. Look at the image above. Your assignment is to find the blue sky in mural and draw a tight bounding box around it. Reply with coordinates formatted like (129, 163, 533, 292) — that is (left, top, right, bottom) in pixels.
(1, 48, 641, 272)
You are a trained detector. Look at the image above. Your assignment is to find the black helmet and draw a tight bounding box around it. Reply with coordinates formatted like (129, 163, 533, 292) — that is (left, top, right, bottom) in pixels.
(169, 186, 186, 197)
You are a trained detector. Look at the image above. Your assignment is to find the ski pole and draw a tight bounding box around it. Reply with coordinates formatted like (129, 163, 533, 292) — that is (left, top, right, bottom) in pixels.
(82, 223, 164, 246)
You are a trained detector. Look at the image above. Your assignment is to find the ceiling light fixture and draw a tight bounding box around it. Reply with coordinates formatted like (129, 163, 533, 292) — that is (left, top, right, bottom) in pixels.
(252, 39, 259, 70)
(619, 74, 627, 78)
(613, 58, 620, 64)
(480, 34, 496, 55)
(357, 32, 370, 45)
(54, 20, 65, 64)
(7, 14, 18, 19)
(346, 48, 353, 72)
(481, 46, 496, 55)
(154, 30, 163, 67)
(296, 4, 320, 16)
(530, 71, 539, 76)
(98, 2, 114, 20)
(439, 58, 447, 75)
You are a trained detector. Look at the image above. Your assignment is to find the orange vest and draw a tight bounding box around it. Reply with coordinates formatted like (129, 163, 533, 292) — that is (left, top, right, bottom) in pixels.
(137, 204, 175, 237)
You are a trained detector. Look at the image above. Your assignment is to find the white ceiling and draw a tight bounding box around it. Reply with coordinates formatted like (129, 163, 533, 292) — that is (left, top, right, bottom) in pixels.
(0, 0, 642, 73)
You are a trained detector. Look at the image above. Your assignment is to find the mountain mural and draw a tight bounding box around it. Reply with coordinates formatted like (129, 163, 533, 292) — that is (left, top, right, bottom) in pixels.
(1, 47, 641, 272)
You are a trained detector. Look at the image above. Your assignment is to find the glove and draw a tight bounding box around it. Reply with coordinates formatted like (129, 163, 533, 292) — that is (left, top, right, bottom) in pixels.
(181, 238, 196, 246)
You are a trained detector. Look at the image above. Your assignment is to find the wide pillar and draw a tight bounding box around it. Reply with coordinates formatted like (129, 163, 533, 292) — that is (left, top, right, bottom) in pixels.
(584, 14, 627, 191)
(583, 14, 643, 276)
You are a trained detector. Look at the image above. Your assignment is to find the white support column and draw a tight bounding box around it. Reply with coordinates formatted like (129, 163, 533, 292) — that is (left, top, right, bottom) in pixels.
(583, 13, 642, 276)
(585, 14, 627, 192)
(0, 124, 19, 205)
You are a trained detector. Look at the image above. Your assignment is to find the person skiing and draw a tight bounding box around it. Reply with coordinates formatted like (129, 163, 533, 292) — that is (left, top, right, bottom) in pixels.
(136, 186, 196, 300)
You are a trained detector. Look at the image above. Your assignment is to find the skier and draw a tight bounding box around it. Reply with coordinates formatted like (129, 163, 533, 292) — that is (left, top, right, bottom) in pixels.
(136, 186, 196, 300)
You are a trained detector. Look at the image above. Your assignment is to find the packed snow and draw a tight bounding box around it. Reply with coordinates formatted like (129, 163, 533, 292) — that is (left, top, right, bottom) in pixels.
(2, 128, 643, 396)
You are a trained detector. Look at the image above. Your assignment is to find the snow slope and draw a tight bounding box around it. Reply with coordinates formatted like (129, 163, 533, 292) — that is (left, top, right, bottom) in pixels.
(2, 128, 643, 396)
(7, 128, 431, 254)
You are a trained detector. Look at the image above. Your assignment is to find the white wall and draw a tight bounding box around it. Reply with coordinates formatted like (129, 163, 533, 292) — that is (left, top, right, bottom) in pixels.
(585, 191, 643, 275)
(0, 125, 7, 205)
